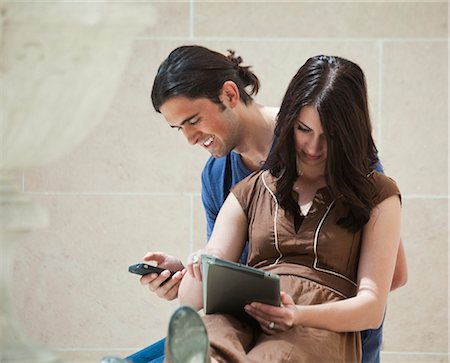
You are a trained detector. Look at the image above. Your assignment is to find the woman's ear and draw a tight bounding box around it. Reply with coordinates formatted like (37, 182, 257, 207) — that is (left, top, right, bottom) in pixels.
(220, 81, 240, 108)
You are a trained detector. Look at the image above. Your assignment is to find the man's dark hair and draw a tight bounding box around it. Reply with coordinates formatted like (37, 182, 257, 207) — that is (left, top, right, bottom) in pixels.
(151, 45, 260, 112)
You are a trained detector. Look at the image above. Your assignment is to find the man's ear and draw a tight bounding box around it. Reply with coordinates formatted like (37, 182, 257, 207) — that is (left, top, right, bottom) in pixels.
(220, 81, 240, 108)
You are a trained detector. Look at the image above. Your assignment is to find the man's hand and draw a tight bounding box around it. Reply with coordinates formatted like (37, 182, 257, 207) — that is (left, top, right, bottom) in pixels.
(139, 252, 186, 301)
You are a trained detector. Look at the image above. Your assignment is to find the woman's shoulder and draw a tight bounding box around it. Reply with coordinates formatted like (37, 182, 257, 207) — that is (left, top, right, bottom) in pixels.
(230, 170, 278, 217)
(231, 170, 275, 207)
(369, 171, 402, 204)
(233, 169, 269, 191)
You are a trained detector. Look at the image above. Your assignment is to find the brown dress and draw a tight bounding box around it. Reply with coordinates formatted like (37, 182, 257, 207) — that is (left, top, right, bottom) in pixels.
(203, 170, 401, 363)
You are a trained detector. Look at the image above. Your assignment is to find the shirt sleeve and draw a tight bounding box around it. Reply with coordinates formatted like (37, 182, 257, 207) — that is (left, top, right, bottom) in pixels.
(230, 171, 263, 217)
(201, 163, 220, 241)
(371, 172, 402, 205)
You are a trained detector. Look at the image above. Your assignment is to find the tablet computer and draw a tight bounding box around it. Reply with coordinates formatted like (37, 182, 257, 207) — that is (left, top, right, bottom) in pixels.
(201, 255, 280, 317)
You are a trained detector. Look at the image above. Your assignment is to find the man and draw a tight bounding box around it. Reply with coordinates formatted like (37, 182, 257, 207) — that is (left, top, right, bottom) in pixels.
(105, 45, 407, 363)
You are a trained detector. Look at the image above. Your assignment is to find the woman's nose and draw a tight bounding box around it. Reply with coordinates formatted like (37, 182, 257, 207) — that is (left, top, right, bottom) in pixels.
(307, 135, 325, 153)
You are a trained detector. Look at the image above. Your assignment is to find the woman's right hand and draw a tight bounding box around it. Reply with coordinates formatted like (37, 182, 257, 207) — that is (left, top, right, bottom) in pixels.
(139, 251, 186, 301)
(186, 248, 224, 282)
(186, 249, 207, 282)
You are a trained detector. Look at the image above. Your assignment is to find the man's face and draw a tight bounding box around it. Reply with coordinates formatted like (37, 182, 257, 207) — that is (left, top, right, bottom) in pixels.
(160, 96, 240, 158)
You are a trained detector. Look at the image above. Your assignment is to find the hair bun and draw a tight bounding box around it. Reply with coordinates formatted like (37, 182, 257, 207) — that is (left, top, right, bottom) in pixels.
(226, 49, 243, 69)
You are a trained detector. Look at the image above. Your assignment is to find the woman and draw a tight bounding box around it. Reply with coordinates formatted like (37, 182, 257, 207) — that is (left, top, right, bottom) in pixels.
(165, 55, 402, 363)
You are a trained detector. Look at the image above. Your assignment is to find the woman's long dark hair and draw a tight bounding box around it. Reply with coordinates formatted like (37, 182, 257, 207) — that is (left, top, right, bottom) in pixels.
(265, 55, 379, 232)
(151, 45, 260, 112)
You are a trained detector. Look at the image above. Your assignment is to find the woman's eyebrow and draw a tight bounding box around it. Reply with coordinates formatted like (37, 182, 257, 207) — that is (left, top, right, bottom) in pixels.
(297, 120, 312, 129)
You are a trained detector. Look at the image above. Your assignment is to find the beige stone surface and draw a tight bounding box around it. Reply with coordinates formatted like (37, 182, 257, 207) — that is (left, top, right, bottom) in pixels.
(23, 40, 209, 194)
(2, 1, 447, 361)
(194, 2, 447, 38)
(4, 2, 189, 37)
(193, 193, 208, 250)
(380, 41, 448, 195)
(382, 199, 448, 352)
(12, 194, 186, 348)
(381, 352, 449, 363)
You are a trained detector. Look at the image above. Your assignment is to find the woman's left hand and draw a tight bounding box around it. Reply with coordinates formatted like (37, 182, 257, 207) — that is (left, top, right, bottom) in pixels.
(244, 291, 297, 335)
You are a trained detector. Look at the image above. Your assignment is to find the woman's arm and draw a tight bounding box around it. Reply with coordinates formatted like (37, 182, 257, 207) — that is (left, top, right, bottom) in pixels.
(246, 195, 402, 333)
(295, 195, 402, 331)
(390, 238, 408, 290)
(178, 193, 248, 309)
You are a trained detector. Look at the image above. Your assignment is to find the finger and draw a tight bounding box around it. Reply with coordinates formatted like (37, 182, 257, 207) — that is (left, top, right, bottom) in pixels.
(143, 252, 165, 264)
(260, 324, 276, 335)
(246, 304, 286, 331)
(162, 282, 180, 301)
(140, 273, 159, 286)
(155, 279, 178, 299)
(153, 274, 180, 296)
(246, 303, 278, 321)
(247, 310, 276, 325)
(258, 319, 279, 335)
(187, 252, 203, 280)
(144, 270, 173, 290)
(186, 260, 195, 277)
(244, 305, 268, 326)
(280, 291, 295, 306)
(193, 259, 203, 281)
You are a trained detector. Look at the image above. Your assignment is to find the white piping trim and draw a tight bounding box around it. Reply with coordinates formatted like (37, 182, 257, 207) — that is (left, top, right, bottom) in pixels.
(261, 173, 283, 265)
(313, 200, 357, 287)
(261, 172, 357, 290)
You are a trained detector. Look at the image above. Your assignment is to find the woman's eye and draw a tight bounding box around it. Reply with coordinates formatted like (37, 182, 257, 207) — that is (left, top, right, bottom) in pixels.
(297, 125, 310, 132)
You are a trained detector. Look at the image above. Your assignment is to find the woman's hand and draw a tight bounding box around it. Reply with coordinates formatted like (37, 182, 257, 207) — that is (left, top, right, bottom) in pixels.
(186, 249, 207, 281)
(244, 292, 297, 335)
(139, 251, 186, 301)
(186, 248, 224, 281)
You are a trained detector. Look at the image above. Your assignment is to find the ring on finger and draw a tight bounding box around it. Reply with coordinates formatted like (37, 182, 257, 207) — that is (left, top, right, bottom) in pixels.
(192, 254, 199, 264)
(268, 321, 275, 330)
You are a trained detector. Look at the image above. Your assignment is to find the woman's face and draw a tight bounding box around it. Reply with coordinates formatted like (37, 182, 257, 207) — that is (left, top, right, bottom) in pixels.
(294, 105, 327, 172)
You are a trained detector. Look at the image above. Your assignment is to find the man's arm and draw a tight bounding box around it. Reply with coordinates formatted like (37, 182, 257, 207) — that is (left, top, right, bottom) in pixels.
(201, 155, 235, 241)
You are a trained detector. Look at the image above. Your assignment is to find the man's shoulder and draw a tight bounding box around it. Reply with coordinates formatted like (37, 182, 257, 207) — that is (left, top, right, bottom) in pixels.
(202, 155, 227, 181)
(202, 153, 242, 176)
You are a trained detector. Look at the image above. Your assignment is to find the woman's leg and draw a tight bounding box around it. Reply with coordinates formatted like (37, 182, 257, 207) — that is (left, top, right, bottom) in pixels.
(203, 314, 256, 363)
(164, 306, 256, 363)
(247, 326, 361, 363)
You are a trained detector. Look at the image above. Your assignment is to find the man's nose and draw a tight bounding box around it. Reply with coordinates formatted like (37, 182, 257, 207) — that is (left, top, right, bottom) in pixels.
(182, 126, 200, 145)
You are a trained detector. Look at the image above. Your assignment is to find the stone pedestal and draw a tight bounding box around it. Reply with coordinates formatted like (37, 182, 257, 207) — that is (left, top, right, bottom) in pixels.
(0, 174, 60, 362)
(1, 3, 152, 361)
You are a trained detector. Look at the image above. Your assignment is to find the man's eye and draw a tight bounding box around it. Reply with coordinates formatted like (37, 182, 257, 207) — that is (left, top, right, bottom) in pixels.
(189, 118, 201, 126)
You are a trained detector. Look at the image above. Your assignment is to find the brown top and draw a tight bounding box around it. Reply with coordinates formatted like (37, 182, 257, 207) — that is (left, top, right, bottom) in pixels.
(232, 170, 401, 298)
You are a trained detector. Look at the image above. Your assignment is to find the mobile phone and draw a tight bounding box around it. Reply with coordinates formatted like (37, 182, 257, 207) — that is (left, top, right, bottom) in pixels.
(128, 263, 176, 285)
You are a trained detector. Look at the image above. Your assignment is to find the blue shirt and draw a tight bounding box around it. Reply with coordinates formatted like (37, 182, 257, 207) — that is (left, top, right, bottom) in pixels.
(201, 152, 251, 264)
